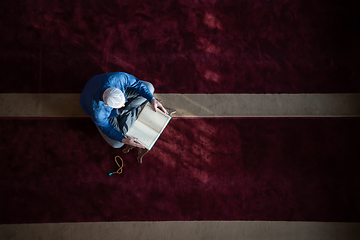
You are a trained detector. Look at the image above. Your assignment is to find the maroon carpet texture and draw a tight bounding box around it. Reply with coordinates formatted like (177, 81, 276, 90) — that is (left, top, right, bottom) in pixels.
(1, 0, 360, 224)
(0, 118, 359, 224)
(0, 0, 359, 93)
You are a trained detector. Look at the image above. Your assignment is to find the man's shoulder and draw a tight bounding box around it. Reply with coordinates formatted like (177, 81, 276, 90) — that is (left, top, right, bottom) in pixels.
(89, 72, 127, 81)
(107, 72, 133, 87)
(92, 99, 108, 112)
(92, 101, 111, 123)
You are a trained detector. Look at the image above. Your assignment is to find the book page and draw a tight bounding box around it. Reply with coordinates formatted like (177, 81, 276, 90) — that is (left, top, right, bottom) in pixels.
(126, 120, 159, 149)
(138, 103, 171, 133)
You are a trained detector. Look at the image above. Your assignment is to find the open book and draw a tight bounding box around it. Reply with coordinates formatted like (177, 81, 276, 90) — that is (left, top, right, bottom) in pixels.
(126, 103, 172, 150)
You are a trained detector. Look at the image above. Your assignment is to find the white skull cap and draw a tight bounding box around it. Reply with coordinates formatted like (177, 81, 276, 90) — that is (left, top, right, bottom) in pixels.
(103, 88, 125, 108)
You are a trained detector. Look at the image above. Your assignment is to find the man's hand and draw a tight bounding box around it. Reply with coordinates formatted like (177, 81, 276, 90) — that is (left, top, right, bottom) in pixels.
(151, 97, 168, 114)
(122, 137, 145, 149)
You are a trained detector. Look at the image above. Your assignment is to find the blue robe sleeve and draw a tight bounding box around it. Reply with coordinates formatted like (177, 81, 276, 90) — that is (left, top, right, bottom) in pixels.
(126, 74, 154, 102)
(93, 111, 125, 142)
(97, 122, 125, 142)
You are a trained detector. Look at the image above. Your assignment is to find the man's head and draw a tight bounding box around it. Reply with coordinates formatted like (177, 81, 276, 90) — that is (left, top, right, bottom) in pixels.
(103, 88, 125, 108)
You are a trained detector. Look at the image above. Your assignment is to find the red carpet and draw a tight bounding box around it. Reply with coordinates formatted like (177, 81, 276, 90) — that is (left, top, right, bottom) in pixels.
(1, 0, 359, 226)
(0, 0, 359, 93)
(1, 117, 359, 223)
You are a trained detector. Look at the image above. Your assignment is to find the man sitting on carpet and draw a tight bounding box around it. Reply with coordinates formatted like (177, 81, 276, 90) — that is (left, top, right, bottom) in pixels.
(80, 72, 168, 162)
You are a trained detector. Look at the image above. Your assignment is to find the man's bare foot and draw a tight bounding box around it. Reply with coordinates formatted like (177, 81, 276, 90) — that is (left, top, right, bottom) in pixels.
(137, 148, 149, 164)
(122, 145, 134, 154)
(167, 109, 176, 115)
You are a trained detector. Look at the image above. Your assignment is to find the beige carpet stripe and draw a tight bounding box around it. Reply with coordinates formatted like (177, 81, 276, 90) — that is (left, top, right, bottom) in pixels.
(1, 221, 359, 240)
(0, 93, 359, 117)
